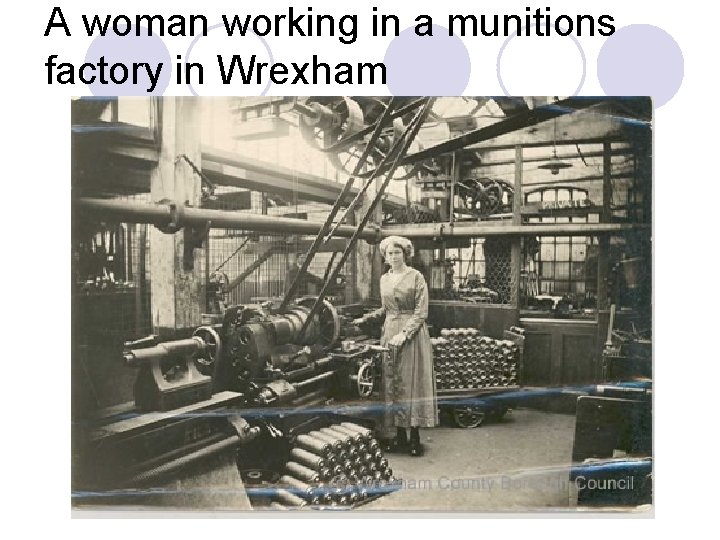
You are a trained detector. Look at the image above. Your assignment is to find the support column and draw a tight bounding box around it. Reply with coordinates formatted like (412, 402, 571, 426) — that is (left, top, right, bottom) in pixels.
(371, 186, 385, 301)
(149, 97, 205, 336)
(353, 183, 382, 304)
(594, 141, 612, 381)
(597, 140, 612, 313)
(511, 145, 523, 311)
(345, 210, 357, 304)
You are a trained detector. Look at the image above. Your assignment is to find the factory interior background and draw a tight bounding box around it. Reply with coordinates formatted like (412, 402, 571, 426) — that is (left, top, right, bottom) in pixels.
(71, 96, 652, 512)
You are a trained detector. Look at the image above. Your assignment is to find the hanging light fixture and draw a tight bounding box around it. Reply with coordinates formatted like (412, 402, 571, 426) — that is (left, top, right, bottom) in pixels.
(538, 118, 572, 175)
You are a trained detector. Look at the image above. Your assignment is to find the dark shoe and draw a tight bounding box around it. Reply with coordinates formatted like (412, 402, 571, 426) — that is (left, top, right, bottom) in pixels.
(383, 429, 408, 453)
(409, 439, 424, 457)
(379, 438, 394, 453)
(409, 427, 423, 457)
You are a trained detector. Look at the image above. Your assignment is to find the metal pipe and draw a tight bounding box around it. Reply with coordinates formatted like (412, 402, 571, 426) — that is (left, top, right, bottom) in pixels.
(382, 222, 650, 238)
(75, 198, 380, 241)
(74, 198, 646, 242)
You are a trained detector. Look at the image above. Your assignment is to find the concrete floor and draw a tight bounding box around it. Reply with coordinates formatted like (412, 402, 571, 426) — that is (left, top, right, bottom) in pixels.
(362, 408, 577, 512)
(73, 342, 581, 513)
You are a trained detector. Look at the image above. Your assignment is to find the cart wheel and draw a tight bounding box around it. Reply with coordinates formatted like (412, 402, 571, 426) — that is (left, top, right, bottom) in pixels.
(452, 406, 485, 428)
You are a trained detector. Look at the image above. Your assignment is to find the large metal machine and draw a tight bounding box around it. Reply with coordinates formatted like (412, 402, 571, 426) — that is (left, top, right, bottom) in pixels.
(74, 293, 392, 509)
(121, 296, 383, 413)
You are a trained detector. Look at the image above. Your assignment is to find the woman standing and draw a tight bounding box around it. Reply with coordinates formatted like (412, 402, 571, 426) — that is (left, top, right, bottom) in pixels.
(354, 236, 438, 457)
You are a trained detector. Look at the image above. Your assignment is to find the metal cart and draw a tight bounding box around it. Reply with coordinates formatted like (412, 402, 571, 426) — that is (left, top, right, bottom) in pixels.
(436, 328, 525, 428)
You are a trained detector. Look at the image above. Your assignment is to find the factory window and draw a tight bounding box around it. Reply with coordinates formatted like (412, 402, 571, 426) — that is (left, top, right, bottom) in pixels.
(433, 237, 514, 305)
(452, 239, 486, 290)
(95, 97, 157, 130)
(522, 187, 599, 314)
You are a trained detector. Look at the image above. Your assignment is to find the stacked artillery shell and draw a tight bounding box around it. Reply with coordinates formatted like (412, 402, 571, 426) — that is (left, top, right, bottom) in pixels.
(277, 422, 395, 507)
(432, 329, 519, 390)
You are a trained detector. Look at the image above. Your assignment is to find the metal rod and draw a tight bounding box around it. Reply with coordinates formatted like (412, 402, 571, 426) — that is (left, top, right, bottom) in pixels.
(215, 236, 250, 273)
(298, 98, 435, 340)
(383, 222, 650, 238)
(226, 245, 281, 294)
(75, 198, 379, 240)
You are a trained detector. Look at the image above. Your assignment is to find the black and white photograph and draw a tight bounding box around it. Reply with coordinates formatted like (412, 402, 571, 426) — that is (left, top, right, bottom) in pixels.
(71, 96, 652, 513)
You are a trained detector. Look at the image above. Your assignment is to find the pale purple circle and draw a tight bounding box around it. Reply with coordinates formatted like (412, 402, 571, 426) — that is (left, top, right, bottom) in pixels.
(85, 26, 171, 95)
(496, 24, 586, 97)
(598, 24, 683, 108)
(185, 23, 274, 97)
(384, 25, 471, 95)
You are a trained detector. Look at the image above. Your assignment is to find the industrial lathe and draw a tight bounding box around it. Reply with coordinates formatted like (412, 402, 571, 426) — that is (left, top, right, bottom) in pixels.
(73, 296, 398, 510)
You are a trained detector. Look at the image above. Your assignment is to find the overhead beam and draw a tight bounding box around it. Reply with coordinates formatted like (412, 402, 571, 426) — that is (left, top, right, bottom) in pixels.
(401, 97, 619, 165)
(203, 147, 413, 210)
(466, 104, 625, 151)
(201, 157, 344, 205)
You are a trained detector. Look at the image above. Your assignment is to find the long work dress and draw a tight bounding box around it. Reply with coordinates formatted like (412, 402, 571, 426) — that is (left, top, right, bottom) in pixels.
(363, 267, 438, 436)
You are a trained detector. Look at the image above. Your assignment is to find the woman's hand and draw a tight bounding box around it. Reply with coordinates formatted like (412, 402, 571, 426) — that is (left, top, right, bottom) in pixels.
(388, 333, 407, 347)
(352, 317, 365, 326)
